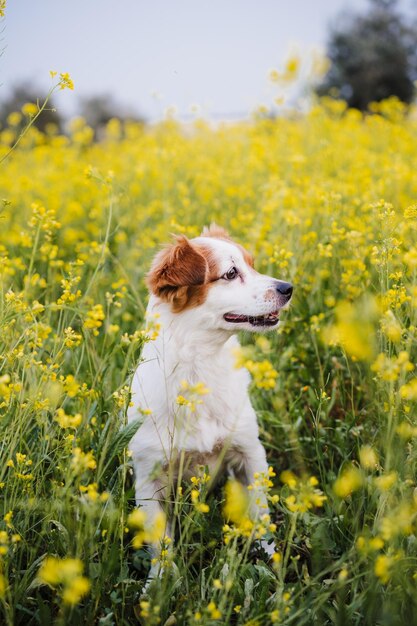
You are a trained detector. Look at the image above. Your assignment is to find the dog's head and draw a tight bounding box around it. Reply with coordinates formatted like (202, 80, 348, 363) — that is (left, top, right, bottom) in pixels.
(147, 224, 293, 333)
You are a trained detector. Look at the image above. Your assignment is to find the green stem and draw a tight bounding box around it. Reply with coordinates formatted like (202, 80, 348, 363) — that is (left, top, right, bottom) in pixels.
(0, 85, 58, 166)
(281, 512, 298, 585)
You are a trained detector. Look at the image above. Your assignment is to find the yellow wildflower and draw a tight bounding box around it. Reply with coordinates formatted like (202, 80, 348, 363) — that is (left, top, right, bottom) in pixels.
(55, 408, 82, 429)
(83, 304, 105, 336)
(71, 447, 97, 472)
(38, 557, 90, 605)
(322, 299, 377, 361)
(281, 473, 326, 512)
(374, 555, 393, 585)
(359, 446, 378, 470)
(223, 480, 250, 525)
(59, 72, 74, 90)
(207, 601, 222, 619)
(333, 466, 363, 498)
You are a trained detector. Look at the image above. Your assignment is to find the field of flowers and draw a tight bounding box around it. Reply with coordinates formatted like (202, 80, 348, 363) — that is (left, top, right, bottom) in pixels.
(1, 90, 417, 625)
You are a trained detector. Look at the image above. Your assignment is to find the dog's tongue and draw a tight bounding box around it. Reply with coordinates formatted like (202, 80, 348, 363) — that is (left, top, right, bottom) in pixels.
(224, 313, 248, 322)
(224, 311, 280, 326)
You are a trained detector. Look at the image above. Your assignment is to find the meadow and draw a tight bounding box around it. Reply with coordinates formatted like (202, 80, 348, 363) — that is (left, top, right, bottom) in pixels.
(1, 90, 417, 625)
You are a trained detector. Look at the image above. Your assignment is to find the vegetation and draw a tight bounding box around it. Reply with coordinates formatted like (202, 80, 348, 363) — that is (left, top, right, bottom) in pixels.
(1, 82, 417, 625)
(317, 0, 417, 110)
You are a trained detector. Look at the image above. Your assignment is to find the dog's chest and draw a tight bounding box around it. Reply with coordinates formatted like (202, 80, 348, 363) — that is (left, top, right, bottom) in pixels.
(166, 360, 250, 449)
(129, 330, 257, 461)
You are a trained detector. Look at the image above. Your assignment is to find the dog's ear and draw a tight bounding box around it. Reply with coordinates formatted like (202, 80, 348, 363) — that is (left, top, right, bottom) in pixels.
(147, 236, 209, 301)
(201, 223, 231, 240)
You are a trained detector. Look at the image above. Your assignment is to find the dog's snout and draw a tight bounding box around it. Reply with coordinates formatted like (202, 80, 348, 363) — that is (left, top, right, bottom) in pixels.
(275, 281, 293, 299)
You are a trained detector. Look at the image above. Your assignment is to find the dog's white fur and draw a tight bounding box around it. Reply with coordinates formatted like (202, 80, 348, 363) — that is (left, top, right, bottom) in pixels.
(128, 227, 292, 582)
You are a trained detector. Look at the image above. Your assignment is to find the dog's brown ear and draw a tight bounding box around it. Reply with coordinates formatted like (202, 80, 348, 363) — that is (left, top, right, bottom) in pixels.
(147, 236, 209, 301)
(201, 223, 231, 240)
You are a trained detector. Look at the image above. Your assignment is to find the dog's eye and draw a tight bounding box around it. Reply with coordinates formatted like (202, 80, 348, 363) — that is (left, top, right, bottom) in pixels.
(223, 267, 239, 280)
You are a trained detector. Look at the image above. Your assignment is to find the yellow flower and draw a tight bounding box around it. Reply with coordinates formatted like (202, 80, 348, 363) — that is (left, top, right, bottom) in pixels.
(404, 204, 417, 219)
(359, 446, 378, 470)
(190, 487, 210, 513)
(223, 480, 250, 525)
(374, 555, 393, 585)
(380, 310, 402, 343)
(245, 359, 278, 390)
(127, 508, 147, 529)
(379, 503, 415, 540)
(39, 557, 82, 585)
(71, 447, 96, 472)
(322, 298, 377, 361)
(62, 575, 91, 605)
(269, 69, 280, 82)
(21, 103, 38, 117)
(3, 510, 13, 528)
(396, 422, 417, 438)
(112, 385, 131, 408)
(400, 378, 417, 400)
(180, 379, 210, 396)
(38, 557, 90, 605)
(55, 408, 82, 429)
(63, 326, 82, 347)
(83, 304, 105, 336)
(280, 470, 298, 488)
(207, 601, 222, 619)
(128, 509, 166, 549)
(285, 54, 300, 77)
(371, 354, 400, 381)
(281, 472, 326, 512)
(59, 72, 74, 90)
(338, 568, 348, 581)
(333, 466, 363, 498)
(79, 483, 108, 502)
(195, 502, 209, 513)
(7, 112, 21, 126)
(374, 472, 398, 491)
(147, 511, 167, 543)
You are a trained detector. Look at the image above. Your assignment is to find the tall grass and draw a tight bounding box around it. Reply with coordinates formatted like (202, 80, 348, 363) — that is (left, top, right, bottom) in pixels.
(1, 96, 417, 624)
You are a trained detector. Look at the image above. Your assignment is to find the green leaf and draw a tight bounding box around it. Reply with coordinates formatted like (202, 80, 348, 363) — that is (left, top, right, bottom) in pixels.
(101, 418, 142, 476)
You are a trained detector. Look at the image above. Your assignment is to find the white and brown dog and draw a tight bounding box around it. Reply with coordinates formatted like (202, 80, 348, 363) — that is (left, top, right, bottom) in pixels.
(128, 225, 293, 580)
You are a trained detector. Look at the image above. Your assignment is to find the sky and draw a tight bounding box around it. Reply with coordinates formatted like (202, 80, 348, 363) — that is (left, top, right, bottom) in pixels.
(1, 0, 415, 122)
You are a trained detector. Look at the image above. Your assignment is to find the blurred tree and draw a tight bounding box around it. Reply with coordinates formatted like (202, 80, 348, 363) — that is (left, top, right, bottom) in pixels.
(317, 0, 417, 110)
(78, 95, 144, 139)
(0, 84, 63, 132)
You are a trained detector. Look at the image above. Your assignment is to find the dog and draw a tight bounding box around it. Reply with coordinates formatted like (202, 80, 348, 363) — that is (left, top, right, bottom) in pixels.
(127, 224, 293, 583)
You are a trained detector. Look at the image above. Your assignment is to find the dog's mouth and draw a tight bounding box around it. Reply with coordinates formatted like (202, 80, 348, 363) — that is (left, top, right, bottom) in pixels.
(223, 311, 280, 327)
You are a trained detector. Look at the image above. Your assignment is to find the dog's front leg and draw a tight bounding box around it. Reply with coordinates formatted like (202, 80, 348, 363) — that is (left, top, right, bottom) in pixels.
(134, 475, 172, 589)
(235, 441, 277, 558)
(238, 442, 270, 515)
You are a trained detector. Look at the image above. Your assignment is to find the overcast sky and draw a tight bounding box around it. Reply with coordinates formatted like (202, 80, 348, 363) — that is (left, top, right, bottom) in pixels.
(2, 0, 415, 121)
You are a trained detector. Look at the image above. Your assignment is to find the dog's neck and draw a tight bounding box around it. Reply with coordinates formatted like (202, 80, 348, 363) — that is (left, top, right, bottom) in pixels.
(147, 297, 234, 363)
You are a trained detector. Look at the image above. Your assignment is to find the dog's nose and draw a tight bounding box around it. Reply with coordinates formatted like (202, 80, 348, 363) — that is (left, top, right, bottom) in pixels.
(275, 281, 293, 299)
